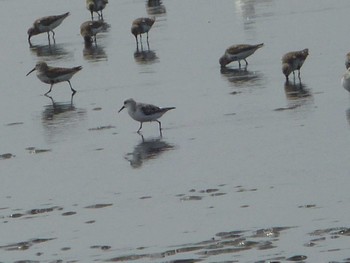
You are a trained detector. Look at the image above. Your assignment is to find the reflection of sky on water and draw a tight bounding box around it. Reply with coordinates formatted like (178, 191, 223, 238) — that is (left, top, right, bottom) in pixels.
(235, 0, 274, 31)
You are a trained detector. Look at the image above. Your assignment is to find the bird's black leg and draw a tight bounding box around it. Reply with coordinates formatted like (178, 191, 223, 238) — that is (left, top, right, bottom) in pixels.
(47, 32, 51, 44)
(238, 60, 241, 68)
(157, 120, 163, 137)
(244, 59, 248, 67)
(67, 80, 77, 95)
(91, 11, 94, 21)
(285, 75, 289, 82)
(51, 30, 56, 44)
(146, 32, 150, 50)
(137, 122, 143, 133)
(45, 83, 54, 96)
(157, 120, 162, 131)
(140, 36, 144, 50)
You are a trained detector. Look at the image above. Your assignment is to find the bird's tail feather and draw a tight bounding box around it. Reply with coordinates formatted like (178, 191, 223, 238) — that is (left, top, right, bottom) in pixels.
(74, 66, 83, 71)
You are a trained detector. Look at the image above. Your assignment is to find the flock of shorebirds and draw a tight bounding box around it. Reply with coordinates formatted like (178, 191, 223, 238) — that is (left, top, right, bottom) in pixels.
(24, 0, 350, 135)
(25, 0, 163, 134)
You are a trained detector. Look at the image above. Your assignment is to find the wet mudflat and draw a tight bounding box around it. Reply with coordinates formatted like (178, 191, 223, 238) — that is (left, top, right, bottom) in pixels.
(1, 0, 350, 262)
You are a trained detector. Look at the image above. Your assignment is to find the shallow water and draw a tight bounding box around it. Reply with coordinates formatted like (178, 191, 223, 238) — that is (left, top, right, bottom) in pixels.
(2, 0, 350, 262)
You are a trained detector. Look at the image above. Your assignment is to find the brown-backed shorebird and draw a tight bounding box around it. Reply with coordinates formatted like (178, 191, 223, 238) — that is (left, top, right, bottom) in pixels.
(219, 43, 264, 68)
(131, 17, 155, 46)
(80, 20, 107, 44)
(282, 49, 309, 81)
(27, 12, 69, 45)
(86, 0, 108, 20)
(118, 98, 175, 133)
(26, 62, 82, 95)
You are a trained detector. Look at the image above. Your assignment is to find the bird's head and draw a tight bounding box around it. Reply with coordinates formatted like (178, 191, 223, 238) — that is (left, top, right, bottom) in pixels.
(282, 63, 292, 77)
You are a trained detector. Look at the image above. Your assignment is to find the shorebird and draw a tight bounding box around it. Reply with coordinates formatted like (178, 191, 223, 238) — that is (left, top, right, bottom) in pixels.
(219, 43, 264, 68)
(345, 52, 350, 69)
(26, 62, 82, 95)
(131, 17, 155, 46)
(27, 12, 69, 45)
(282, 48, 309, 81)
(86, 0, 108, 20)
(118, 98, 175, 133)
(342, 68, 350, 92)
(80, 20, 107, 44)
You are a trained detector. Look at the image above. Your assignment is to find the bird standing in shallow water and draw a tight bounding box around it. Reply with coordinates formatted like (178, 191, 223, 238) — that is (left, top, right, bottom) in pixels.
(86, 0, 108, 20)
(26, 62, 82, 96)
(27, 12, 69, 45)
(80, 20, 107, 44)
(118, 98, 175, 134)
(131, 17, 155, 47)
(219, 43, 264, 68)
(282, 49, 309, 81)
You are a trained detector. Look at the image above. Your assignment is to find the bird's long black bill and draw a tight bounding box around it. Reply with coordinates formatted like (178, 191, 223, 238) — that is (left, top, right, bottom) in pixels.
(118, 106, 125, 113)
(26, 68, 36, 76)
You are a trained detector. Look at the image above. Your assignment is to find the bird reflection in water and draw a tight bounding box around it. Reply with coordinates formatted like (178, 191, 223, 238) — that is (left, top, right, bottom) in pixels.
(81, 21, 109, 62)
(29, 43, 72, 60)
(345, 108, 350, 128)
(125, 134, 174, 168)
(220, 66, 263, 89)
(42, 96, 86, 143)
(81, 21, 110, 62)
(284, 81, 311, 101)
(134, 45, 158, 64)
(83, 41, 107, 62)
(146, 0, 166, 16)
(283, 81, 312, 110)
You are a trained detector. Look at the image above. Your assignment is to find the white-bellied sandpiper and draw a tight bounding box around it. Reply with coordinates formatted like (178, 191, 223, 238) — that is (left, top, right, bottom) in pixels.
(118, 98, 175, 134)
